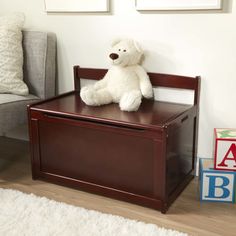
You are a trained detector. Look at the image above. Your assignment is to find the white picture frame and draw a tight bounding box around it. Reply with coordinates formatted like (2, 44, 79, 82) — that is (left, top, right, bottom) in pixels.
(136, 0, 222, 11)
(44, 0, 109, 13)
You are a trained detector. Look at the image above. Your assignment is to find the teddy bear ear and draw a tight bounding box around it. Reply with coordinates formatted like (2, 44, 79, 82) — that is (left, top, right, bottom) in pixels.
(133, 40, 143, 54)
(111, 38, 122, 47)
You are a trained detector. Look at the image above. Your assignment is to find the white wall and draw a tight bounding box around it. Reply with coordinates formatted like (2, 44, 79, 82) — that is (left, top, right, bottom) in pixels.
(1, 0, 236, 160)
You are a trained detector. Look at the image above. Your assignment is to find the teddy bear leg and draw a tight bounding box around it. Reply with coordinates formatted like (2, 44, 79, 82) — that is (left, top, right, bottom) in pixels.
(119, 90, 142, 112)
(80, 86, 113, 106)
(80, 85, 97, 105)
(95, 88, 113, 105)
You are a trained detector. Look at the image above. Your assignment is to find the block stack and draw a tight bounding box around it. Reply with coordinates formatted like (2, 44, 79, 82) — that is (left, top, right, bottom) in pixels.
(199, 128, 236, 203)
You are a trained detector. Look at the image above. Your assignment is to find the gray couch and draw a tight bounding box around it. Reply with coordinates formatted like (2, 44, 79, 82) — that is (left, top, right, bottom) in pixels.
(0, 31, 57, 138)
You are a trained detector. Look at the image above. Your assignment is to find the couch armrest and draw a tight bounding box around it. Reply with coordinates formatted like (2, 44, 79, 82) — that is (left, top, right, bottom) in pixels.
(22, 30, 57, 99)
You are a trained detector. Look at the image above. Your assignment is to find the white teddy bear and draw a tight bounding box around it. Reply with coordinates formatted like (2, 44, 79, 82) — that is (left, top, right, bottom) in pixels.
(80, 39, 153, 112)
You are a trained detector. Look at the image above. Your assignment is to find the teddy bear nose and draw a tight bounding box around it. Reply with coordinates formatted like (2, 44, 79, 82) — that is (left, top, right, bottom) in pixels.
(109, 53, 119, 60)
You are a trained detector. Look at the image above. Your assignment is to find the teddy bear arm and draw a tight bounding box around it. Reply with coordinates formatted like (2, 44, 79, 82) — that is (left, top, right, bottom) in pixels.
(94, 73, 109, 90)
(135, 66, 153, 99)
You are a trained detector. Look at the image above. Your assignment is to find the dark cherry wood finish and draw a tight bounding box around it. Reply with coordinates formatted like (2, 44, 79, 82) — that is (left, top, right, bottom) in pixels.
(28, 65, 200, 213)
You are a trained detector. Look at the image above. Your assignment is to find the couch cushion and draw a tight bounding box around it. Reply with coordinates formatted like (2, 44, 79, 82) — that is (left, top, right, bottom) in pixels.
(0, 13, 29, 95)
(23, 31, 56, 99)
(0, 94, 39, 135)
(0, 94, 38, 104)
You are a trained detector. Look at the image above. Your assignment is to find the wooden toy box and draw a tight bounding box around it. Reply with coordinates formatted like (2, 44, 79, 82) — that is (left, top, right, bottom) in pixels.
(28, 66, 200, 213)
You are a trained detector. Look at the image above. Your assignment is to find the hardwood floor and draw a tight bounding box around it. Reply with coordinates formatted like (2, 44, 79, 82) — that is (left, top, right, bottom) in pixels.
(0, 137, 235, 236)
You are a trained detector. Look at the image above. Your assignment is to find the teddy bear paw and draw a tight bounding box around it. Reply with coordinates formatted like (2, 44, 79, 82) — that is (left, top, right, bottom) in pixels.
(119, 91, 142, 112)
(141, 84, 154, 99)
(80, 86, 98, 106)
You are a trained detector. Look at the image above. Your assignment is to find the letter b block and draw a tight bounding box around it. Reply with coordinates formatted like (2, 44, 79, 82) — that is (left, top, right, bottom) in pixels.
(214, 128, 236, 171)
(199, 158, 236, 203)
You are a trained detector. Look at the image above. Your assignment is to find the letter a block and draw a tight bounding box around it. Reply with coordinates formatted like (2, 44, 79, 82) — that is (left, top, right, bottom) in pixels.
(199, 158, 236, 203)
(214, 128, 236, 171)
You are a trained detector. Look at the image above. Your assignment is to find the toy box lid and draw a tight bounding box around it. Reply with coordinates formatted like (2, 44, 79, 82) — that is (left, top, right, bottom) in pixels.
(30, 91, 193, 130)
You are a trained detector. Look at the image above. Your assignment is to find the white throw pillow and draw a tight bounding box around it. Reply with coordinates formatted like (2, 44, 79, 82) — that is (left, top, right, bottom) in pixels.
(0, 13, 29, 95)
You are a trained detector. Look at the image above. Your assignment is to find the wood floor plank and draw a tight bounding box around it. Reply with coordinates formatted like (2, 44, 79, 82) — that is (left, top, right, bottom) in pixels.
(0, 137, 235, 236)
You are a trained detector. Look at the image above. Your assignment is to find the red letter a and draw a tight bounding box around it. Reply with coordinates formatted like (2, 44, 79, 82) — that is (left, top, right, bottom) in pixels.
(218, 143, 236, 167)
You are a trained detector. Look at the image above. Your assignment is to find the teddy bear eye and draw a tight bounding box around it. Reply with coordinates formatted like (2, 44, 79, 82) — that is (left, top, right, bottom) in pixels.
(118, 49, 121, 51)
(123, 50, 127, 52)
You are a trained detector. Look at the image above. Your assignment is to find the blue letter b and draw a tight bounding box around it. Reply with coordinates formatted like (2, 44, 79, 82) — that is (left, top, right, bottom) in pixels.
(205, 175, 230, 199)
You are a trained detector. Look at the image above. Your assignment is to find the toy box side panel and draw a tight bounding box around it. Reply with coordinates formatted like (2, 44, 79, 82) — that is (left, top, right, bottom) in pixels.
(166, 109, 196, 197)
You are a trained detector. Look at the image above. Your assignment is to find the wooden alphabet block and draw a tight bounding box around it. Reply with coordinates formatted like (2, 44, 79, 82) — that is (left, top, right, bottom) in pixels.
(214, 128, 236, 171)
(199, 158, 236, 203)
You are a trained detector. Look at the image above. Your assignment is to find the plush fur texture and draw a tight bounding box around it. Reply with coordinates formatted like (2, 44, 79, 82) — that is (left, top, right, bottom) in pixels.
(80, 39, 153, 112)
(0, 188, 187, 236)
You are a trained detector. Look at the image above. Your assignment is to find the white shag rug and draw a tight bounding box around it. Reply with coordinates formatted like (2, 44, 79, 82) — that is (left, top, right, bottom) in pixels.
(0, 188, 188, 236)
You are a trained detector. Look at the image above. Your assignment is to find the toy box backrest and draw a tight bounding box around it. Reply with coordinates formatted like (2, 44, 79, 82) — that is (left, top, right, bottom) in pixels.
(73, 65, 200, 106)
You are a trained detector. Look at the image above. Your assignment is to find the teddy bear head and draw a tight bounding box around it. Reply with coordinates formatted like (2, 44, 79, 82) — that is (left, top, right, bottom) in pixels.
(109, 39, 143, 67)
